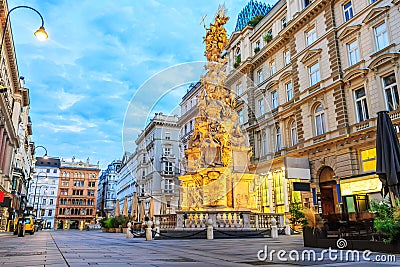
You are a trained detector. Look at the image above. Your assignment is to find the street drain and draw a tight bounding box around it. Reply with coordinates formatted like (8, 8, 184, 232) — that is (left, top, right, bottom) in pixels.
(5, 251, 44, 257)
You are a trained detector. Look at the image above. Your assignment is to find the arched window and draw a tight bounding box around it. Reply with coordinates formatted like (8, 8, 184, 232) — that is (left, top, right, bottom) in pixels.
(314, 104, 326, 136)
(276, 127, 281, 152)
(290, 121, 297, 146)
(236, 47, 241, 56)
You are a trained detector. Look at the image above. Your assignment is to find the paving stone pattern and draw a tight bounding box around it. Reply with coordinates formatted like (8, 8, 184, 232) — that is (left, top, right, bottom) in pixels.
(0, 231, 399, 266)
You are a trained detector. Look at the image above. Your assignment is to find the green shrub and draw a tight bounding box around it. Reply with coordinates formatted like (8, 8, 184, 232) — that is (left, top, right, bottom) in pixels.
(289, 202, 307, 228)
(247, 14, 264, 27)
(370, 200, 400, 244)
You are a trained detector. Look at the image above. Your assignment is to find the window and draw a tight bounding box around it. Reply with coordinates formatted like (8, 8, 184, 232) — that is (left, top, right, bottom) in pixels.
(88, 181, 95, 187)
(236, 83, 242, 96)
(271, 91, 278, 109)
(347, 40, 359, 66)
(60, 189, 68, 196)
(291, 121, 298, 146)
(42, 198, 46, 205)
(262, 132, 267, 156)
(53, 169, 57, 173)
(49, 199, 54, 205)
(48, 209, 53, 217)
(303, 0, 312, 9)
(163, 147, 171, 155)
(383, 73, 399, 111)
(284, 50, 290, 66)
(165, 133, 171, 140)
(61, 180, 69, 186)
(309, 62, 320, 86)
(41, 209, 45, 216)
(314, 104, 326, 136)
(258, 99, 265, 116)
(256, 41, 260, 50)
(286, 82, 293, 101)
(238, 110, 243, 124)
(343, 1, 354, 22)
(257, 69, 263, 84)
(276, 127, 281, 151)
(87, 190, 95, 196)
(306, 27, 316, 46)
(270, 61, 276, 76)
(165, 179, 173, 191)
(73, 180, 84, 187)
(354, 88, 369, 122)
(374, 23, 388, 51)
(164, 161, 173, 175)
(361, 148, 376, 172)
(281, 17, 287, 29)
(46, 169, 50, 173)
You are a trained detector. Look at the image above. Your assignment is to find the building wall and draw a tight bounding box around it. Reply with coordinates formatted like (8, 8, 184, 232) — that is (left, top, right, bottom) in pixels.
(115, 152, 137, 217)
(222, 0, 400, 217)
(0, 0, 34, 231)
(135, 113, 181, 218)
(97, 160, 122, 218)
(29, 157, 60, 229)
(56, 158, 100, 230)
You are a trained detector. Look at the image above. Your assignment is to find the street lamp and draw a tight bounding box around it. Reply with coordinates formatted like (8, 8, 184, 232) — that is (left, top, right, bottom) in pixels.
(35, 145, 48, 159)
(0, 5, 48, 54)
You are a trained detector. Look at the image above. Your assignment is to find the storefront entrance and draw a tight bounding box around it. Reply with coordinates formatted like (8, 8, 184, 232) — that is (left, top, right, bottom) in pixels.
(320, 187, 335, 215)
(318, 167, 338, 218)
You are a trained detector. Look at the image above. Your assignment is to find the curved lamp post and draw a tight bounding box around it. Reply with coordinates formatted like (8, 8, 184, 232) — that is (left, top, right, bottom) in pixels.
(34, 145, 48, 159)
(0, 5, 48, 54)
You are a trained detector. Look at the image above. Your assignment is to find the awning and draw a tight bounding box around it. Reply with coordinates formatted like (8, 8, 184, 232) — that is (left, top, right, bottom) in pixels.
(284, 157, 311, 180)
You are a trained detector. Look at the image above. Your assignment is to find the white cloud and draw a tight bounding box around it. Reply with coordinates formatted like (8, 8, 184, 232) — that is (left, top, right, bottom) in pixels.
(56, 88, 84, 110)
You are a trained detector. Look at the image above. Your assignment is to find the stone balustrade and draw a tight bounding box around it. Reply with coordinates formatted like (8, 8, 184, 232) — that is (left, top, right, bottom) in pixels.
(155, 211, 284, 231)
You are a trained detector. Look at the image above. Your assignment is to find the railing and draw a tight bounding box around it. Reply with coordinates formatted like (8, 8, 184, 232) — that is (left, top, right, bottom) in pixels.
(250, 213, 285, 229)
(154, 214, 176, 229)
(153, 211, 285, 231)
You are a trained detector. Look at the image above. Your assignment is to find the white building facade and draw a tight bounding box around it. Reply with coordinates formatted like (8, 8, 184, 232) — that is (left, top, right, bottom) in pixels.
(136, 113, 181, 218)
(97, 160, 122, 218)
(29, 157, 60, 229)
(115, 152, 137, 215)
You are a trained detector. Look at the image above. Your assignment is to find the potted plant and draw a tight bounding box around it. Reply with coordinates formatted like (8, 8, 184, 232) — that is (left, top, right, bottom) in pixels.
(289, 202, 307, 231)
(247, 14, 264, 27)
(101, 218, 113, 232)
(369, 200, 400, 244)
(302, 208, 325, 247)
(263, 33, 272, 43)
(254, 47, 260, 54)
(234, 56, 241, 68)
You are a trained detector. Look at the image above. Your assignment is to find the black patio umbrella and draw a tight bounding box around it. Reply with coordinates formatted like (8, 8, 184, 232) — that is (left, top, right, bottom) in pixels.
(376, 111, 400, 200)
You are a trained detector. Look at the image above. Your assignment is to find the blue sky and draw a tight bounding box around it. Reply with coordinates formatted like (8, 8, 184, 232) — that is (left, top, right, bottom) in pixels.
(9, 0, 273, 168)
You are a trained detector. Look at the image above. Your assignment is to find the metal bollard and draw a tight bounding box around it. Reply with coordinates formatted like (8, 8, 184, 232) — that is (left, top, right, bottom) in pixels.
(271, 217, 278, 239)
(285, 218, 291, 236)
(145, 221, 153, 241)
(207, 218, 213, 240)
(155, 219, 160, 237)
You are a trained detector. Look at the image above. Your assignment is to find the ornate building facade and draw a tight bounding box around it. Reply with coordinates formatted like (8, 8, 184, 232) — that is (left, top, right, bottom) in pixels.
(224, 0, 399, 220)
(0, 0, 34, 231)
(136, 113, 181, 217)
(115, 153, 137, 217)
(97, 160, 122, 218)
(55, 158, 100, 230)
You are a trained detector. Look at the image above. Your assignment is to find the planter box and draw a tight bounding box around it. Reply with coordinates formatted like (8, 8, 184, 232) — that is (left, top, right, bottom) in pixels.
(303, 227, 400, 253)
(122, 227, 128, 234)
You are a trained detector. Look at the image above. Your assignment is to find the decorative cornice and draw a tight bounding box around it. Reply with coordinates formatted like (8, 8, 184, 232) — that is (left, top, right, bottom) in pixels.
(300, 49, 322, 64)
(338, 25, 361, 41)
(362, 6, 390, 24)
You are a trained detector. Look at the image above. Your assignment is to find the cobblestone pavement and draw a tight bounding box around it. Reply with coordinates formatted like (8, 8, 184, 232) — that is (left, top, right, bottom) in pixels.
(0, 230, 399, 266)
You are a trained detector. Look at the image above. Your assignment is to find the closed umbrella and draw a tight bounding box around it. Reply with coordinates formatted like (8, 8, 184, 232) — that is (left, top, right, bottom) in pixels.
(376, 111, 400, 203)
(139, 201, 145, 222)
(149, 197, 154, 221)
(131, 193, 138, 221)
(122, 197, 129, 217)
(114, 199, 120, 217)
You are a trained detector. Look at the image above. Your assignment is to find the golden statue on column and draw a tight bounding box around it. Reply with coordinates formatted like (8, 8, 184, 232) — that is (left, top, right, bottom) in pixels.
(179, 5, 258, 211)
